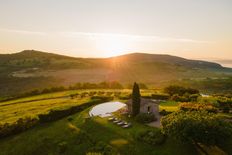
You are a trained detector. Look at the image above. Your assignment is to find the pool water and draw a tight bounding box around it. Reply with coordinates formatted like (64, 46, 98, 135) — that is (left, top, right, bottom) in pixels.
(89, 101, 126, 117)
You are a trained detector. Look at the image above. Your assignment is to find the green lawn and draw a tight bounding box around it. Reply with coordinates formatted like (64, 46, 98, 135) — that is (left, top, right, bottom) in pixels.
(0, 108, 198, 155)
(159, 101, 179, 112)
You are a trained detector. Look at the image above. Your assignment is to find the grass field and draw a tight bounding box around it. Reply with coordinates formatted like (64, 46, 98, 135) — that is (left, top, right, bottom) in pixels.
(0, 108, 198, 155)
(0, 89, 179, 124)
(159, 101, 179, 112)
(0, 89, 131, 124)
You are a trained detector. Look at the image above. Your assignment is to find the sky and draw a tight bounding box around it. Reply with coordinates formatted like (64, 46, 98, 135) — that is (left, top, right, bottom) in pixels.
(0, 0, 232, 62)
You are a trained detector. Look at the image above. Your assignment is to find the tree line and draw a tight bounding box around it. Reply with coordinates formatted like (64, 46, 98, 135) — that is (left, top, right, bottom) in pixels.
(0, 81, 148, 102)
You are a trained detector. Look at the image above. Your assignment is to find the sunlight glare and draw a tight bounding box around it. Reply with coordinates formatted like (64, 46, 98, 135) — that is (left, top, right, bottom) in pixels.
(94, 34, 128, 57)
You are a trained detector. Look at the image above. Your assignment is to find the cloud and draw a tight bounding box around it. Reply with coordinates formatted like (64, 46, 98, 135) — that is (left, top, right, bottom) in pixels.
(0, 28, 47, 36)
(0, 28, 210, 44)
(60, 32, 210, 44)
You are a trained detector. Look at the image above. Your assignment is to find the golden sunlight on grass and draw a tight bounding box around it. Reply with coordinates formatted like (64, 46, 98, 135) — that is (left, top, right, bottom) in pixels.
(67, 122, 80, 133)
(197, 143, 227, 155)
(94, 117, 108, 125)
(110, 139, 129, 147)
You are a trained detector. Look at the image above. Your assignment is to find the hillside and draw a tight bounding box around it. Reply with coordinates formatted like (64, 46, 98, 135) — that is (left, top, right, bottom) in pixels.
(0, 50, 232, 97)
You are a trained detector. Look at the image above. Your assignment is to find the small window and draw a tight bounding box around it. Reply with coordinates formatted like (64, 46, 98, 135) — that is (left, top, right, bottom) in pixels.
(147, 106, 151, 112)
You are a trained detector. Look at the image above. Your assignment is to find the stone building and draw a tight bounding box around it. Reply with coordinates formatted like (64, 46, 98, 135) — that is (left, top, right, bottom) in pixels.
(126, 98, 160, 114)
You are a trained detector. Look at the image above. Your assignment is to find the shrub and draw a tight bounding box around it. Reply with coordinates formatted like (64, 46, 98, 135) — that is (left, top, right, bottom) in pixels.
(161, 111, 232, 145)
(159, 109, 172, 116)
(88, 141, 117, 155)
(141, 95, 152, 99)
(118, 94, 130, 100)
(86, 153, 103, 155)
(151, 94, 170, 100)
(70, 93, 79, 99)
(0, 117, 38, 138)
(136, 129, 166, 145)
(90, 96, 113, 101)
(135, 113, 156, 123)
(222, 106, 230, 113)
(170, 94, 181, 101)
(189, 94, 200, 102)
(164, 85, 199, 96)
(170, 94, 200, 102)
(75, 130, 94, 145)
(67, 116, 73, 121)
(57, 141, 67, 153)
(179, 103, 218, 113)
(217, 97, 232, 113)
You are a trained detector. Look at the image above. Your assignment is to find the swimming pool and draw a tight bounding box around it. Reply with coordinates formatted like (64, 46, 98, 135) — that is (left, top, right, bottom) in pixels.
(89, 101, 126, 117)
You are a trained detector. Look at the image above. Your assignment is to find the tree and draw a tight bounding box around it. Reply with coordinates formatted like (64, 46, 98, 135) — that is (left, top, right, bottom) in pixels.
(132, 82, 141, 117)
(164, 85, 199, 96)
(161, 111, 232, 145)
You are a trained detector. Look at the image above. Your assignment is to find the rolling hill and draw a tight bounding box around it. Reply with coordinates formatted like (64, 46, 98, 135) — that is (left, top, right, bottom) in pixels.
(0, 50, 232, 97)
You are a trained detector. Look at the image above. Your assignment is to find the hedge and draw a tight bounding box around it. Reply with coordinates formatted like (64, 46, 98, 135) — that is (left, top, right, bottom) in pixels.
(38, 98, 111, 122)
(151, 94, 170, 100)
(179, 103, 218, 113)
(0, 117, 38, 138)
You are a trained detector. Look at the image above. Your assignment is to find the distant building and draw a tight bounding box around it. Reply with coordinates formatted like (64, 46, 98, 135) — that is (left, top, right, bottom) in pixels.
(126, 98, 160, 114)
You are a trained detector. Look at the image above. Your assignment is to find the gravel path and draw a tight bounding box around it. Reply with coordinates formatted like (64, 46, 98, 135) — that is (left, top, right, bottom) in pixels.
(147, 114, 162, 128)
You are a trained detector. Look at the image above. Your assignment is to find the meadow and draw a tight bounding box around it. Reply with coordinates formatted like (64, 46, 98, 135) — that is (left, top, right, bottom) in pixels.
(159, 101, 179, 112)
(0, 89, 133, 124)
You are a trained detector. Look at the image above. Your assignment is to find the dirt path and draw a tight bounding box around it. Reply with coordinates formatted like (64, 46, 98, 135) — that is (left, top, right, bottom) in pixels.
(147, 114, 162, 128)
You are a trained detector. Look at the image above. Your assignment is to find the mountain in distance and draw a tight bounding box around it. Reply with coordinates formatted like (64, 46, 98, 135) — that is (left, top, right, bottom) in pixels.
(213, 59, 232, 68)
(0, 50, 232, 97)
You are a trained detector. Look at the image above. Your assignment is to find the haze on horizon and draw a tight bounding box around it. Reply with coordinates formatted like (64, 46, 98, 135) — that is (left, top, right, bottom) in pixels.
(0, 0, 232, 63)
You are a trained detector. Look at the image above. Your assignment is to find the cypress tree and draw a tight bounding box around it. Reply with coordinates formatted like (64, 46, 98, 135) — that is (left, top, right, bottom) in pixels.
(132, 82, 141, 117)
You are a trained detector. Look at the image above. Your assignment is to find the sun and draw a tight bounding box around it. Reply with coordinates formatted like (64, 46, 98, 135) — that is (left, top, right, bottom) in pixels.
(94, 34, 128, 57)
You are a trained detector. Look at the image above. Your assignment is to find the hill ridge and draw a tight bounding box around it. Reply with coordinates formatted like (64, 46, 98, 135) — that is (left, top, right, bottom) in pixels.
(0, 50, 224, 68)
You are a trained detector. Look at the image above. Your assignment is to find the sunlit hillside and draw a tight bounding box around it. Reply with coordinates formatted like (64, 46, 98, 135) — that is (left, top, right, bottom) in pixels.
(1, 50, 232, 98)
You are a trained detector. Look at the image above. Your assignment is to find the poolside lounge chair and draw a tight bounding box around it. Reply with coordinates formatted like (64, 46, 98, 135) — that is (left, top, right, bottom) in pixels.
(108, 117, 115, 121)
(117, 121, 126, 126)
(122, 123, 132, 128)
(113, 119, 120, 123)
(123, 122, 128, 125)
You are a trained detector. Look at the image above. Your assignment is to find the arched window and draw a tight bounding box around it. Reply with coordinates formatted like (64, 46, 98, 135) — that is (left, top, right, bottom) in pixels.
(147, 106, 151, 113)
